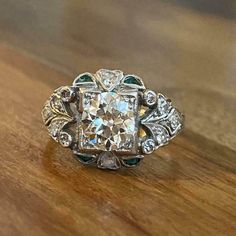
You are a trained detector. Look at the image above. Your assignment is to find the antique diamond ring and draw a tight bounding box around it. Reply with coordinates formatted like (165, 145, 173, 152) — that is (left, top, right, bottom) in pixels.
(42, 69, 184, 170)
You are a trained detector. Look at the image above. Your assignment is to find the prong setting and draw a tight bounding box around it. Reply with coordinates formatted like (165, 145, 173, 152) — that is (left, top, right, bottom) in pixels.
(59, 132, 73, 147)
(141, 139, 156, 154)
(143, 90, 157, 107)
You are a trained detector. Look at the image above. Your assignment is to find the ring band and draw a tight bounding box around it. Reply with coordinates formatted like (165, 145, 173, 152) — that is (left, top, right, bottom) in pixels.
(42, 69, 184, 170)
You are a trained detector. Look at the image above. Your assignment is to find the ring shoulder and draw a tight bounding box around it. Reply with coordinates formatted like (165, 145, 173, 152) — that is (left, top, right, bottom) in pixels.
(41, 86, 76, 143)
(140, 93, 184, 150)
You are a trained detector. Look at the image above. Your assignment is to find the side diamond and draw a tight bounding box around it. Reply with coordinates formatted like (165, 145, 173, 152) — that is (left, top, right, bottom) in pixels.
(96, 69, 123, 91)
(143, 90, 157, 107)
(97, 152, 121, 170)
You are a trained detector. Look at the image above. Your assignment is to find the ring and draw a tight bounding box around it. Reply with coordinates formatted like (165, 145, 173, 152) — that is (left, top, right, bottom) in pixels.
(42, 69, 184, 170)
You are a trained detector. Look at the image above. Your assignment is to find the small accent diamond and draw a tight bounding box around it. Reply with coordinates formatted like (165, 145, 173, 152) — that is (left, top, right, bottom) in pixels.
(142, 139, 156, 154)
(97, 152, 121, 170)
(59, 132, 72, 147)
(144, 90, 157, 107)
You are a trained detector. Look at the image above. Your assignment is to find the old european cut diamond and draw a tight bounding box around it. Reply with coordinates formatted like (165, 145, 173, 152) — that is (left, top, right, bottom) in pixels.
(79, 91, 138, 153)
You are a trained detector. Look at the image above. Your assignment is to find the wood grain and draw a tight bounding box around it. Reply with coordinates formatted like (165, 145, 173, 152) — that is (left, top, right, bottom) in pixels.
(0, 1, 236, 235)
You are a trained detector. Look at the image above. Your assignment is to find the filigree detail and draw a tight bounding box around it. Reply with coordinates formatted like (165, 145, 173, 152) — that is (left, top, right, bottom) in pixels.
(48, 119, 69, 141)
(141, 94, 183, 150)
(159, 108, 184, 136)
(42, 69, 184, 170)
(42, 87, 75, 143)
(42, 101, 56, 125)
(141, 93, 172, 123)
(143, 123, 170, 147)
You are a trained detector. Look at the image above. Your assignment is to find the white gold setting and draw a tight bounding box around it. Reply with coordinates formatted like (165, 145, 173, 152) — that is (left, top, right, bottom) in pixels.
(42, 69, 184, 170)
(143, 90, 157, 107)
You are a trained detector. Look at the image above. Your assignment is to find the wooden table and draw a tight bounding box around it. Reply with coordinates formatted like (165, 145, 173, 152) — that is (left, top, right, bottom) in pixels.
(0, 1, 235, 235)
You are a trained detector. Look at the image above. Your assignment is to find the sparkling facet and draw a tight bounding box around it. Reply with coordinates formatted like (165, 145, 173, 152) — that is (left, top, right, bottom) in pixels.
(79, 91, 138, 153)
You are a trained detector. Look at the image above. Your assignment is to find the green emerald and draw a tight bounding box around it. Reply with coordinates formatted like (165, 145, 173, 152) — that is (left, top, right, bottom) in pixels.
(78, 74, 93, 83)
(124, 76, 143, 86)
(123, 158, 141, 166)
(76, 154, 94, 163)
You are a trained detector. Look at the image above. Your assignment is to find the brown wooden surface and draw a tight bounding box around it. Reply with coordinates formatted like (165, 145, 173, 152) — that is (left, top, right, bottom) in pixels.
(0, 1, 236, 236)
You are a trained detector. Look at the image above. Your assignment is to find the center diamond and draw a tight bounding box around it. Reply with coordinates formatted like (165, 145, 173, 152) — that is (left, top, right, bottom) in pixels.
(79, 91, 138, 153)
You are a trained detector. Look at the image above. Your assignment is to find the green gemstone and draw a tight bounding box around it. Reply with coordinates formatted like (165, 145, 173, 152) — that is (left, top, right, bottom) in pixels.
(124, 76, 143, 86)
(123, 158, 141, 166)
(78, 74, 93, 83)
(76, 154, 94, 163)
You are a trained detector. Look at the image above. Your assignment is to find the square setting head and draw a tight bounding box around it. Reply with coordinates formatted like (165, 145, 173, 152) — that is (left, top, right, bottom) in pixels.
(78, 90, 139, 154)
